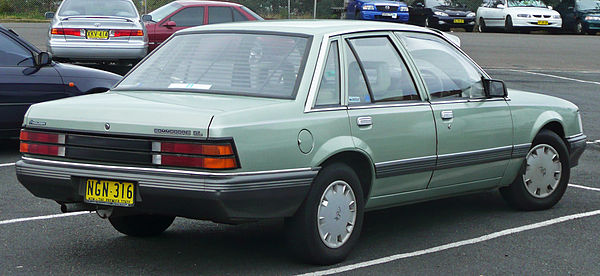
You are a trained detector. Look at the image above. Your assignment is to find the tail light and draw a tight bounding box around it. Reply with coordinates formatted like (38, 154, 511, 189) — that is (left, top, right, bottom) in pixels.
(152, 141, 239, 170)
(51, 28, 84, 36)
(20, 130, 65, 157)
(112, 29, 144, 37)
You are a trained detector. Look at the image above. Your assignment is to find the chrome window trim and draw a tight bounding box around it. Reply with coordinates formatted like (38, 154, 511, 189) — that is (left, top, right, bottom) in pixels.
(429, 98, 509, 105)
(304, 36, 331, 113)
(305, 106, 348, 113)
(348, 102, 430, 110)
(21, 157, 317, 177)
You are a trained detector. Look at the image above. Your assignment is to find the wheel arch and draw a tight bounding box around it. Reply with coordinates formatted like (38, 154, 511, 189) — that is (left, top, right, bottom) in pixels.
(317, 150, 375, 202)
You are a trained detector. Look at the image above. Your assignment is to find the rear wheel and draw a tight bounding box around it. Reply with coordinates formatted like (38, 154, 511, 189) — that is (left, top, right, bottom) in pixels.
(285, 163, 364, 265)
(500, 130, 570, 211)
(109, 214, 175, 237)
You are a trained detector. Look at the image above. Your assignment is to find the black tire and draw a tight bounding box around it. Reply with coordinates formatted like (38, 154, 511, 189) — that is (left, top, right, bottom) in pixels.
(109, 214, 175, 237)
(505, 16, 515, 33)
(285, 163, 365, 265)
(478, 18, 488, 32)
(500, 130, 570, 211)
(575, 20, 585, 34)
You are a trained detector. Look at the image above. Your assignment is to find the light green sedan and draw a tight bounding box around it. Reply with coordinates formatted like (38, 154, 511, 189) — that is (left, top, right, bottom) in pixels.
(16, 20, 586, 264)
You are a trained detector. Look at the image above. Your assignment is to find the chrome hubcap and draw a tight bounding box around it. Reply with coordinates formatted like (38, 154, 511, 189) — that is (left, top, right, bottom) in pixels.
(523, 144, 562, 198)
(577, 23, 583, 33)
(317, 180, 357, 249)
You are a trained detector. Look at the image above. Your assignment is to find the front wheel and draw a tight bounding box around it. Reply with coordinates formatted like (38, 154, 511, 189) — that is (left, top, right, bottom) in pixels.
(500, 130, 570, 211)
(478, 18, 488, 32)
(109, 214, 175, 237)
(505, 16, 515, 33)
(575, 20, 585, 34)
(285, 163, 364, 265)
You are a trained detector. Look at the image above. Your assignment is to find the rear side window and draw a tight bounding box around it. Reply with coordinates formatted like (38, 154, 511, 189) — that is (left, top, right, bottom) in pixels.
(0, 32, 34, 67)
(233, 8, 249, 22)
(170, 7, 204, 27)
(115, 33, 310, 99)
(208, 7, 233, 24)
(315, 41, 341, 107)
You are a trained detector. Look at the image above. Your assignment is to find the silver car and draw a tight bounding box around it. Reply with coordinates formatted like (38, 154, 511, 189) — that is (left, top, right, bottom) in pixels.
(45, 0, 148, 63)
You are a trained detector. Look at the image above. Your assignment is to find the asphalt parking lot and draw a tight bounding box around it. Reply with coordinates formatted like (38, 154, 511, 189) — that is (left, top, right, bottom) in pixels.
(1, 23, 599, 275)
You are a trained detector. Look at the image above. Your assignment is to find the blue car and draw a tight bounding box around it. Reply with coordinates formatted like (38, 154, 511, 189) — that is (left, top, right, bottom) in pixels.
(0, 24, 121, 138)
(347, 0, 410, 22)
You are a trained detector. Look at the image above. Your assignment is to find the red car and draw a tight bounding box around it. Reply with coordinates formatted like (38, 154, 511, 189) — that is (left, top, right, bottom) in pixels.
(143, 1, 262, 51)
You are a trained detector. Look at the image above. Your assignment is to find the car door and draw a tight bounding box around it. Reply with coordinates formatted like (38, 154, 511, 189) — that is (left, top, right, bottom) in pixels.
(341, 33, 437, 197)
(487, 0, 508, 27)
(153, 6, 205, 46)
(409, 0, 428, 25)
(397, 31, 512, 189)
(0, 31, 65, 134)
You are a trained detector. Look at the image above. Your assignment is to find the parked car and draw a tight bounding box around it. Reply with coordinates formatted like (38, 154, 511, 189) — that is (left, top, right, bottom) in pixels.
(346, 0, 410, 22)
(16, 20, 586, 265)
(0, 24, 120, 138)
(477, 0, 562, 32)
(45, 0, 148, 63)
(556, 0, 600, 34)
(142, 1, 263, 52)
(409, 0, 476, 31)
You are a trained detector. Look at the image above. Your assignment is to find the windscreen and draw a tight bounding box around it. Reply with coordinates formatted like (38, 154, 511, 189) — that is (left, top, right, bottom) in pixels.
(58, 0, 138, 17)
(507, 0, 547, 7)
(115, 33, 310, 99)
(426, 0, 465, 8)
(576, 0, 600, 10)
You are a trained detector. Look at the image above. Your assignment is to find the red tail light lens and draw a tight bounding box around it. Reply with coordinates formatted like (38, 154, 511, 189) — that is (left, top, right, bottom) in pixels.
(20, 130, 65, 144)
(20, 143, 65, 156)
(19, 130, 66, 157)
(51, 28, 83, 36)
(113, 29, 144, 37)
(152, 141, 239, 170)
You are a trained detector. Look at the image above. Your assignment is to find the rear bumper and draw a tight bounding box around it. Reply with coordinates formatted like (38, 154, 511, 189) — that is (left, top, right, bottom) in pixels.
(16, 157, 317, 222)
(48, 40, 148, 61)
(567, 134, 586, 168)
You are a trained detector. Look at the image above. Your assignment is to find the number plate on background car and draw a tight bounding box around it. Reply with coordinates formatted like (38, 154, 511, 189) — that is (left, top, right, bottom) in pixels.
(382, 13, 397, 18)
(454, 19, 465, 23)
(537, 20, 549, 25)
(85, 179, 134, 206)
(86, 30, 109, 39)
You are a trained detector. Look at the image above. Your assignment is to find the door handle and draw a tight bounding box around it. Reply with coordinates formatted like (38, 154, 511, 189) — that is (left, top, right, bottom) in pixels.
(440, 110, 453, 120)
(357, 116, 372, 126)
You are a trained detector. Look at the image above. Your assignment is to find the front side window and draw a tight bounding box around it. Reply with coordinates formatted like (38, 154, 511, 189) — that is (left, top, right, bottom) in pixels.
(115, 33, 309, 99)
(398, 32, 485, 100)
(170, 7, 204, 27)
(0, 33, 34, 67)
(315, 41, 341, 107)
(346, 36, 419, 105)
(148, 2, 182, 22)
(208, 7, 233, 24)
(58, 0, 138, 17)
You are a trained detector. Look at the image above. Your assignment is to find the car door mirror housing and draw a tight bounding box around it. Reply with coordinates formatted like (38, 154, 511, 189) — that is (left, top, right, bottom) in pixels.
(496, 4, 505, 8)
(36, 52, 53, 67)
(483, 79, 507, 98)
(142, 14, 153, 22)
(164, 20, 177, 28)
(45, 12, 55, 19)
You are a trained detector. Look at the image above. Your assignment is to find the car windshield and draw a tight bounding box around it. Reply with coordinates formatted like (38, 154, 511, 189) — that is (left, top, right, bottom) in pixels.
(576, 0, 600, 10)
(507, 0, 547, 7)
(58, 0, 138, 18)
(115, 33, 310, 99)
(148, 2, 182, 22)
(426, 0, 465, 8)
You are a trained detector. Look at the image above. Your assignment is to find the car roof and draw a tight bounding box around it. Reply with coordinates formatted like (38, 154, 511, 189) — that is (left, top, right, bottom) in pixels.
(175, 0, 242, 7)
(179, 19, 435, 37)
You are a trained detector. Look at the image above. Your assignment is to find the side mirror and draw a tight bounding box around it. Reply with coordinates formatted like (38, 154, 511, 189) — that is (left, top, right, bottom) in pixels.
(164, 20, 177, 28)
(547, 5, 553, 10)
(141, 14, 153, 22)
(36, 52, 53, 67)
(496, 4, 505, 8)
(483, 79, 507, 98)
(45, 12, 55, 19)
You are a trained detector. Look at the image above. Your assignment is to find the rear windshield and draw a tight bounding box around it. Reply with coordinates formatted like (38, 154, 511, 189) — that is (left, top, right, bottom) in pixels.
(115, 33, 310, 99)
(58, 0, 138, 18)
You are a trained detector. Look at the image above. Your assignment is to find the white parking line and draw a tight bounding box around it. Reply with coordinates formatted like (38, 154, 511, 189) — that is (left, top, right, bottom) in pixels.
(0, 211, 92, 226)
(507, 69, 600, 86)
(0, 162, 15, 167)
(570, 184, 600, 192)
(297, 209, 600, 276)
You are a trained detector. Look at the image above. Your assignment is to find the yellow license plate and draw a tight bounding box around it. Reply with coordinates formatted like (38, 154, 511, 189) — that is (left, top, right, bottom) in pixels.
(537, 20, 549, 25)
(86, 30, 109, 39)
(85, 179, 134, 206)
(453, 19, 465, 24)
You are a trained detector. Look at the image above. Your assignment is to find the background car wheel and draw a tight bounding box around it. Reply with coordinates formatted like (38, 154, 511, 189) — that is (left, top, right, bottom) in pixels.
(478, 18, 488, 32)
(500, 130, 570, 211)
(109, 214, 175, 237)
(425, 17, 430, 27)
(505, 16, 515, 33)
(575, 21, 585, 34)
(285, 163, 364, 265)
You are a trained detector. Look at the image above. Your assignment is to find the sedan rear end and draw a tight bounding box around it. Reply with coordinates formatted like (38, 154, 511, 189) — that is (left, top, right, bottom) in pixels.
(47, 0, 148, 63)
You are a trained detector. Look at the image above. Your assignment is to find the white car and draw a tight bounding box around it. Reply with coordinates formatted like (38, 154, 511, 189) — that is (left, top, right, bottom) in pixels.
(476, 0, 562, 32)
